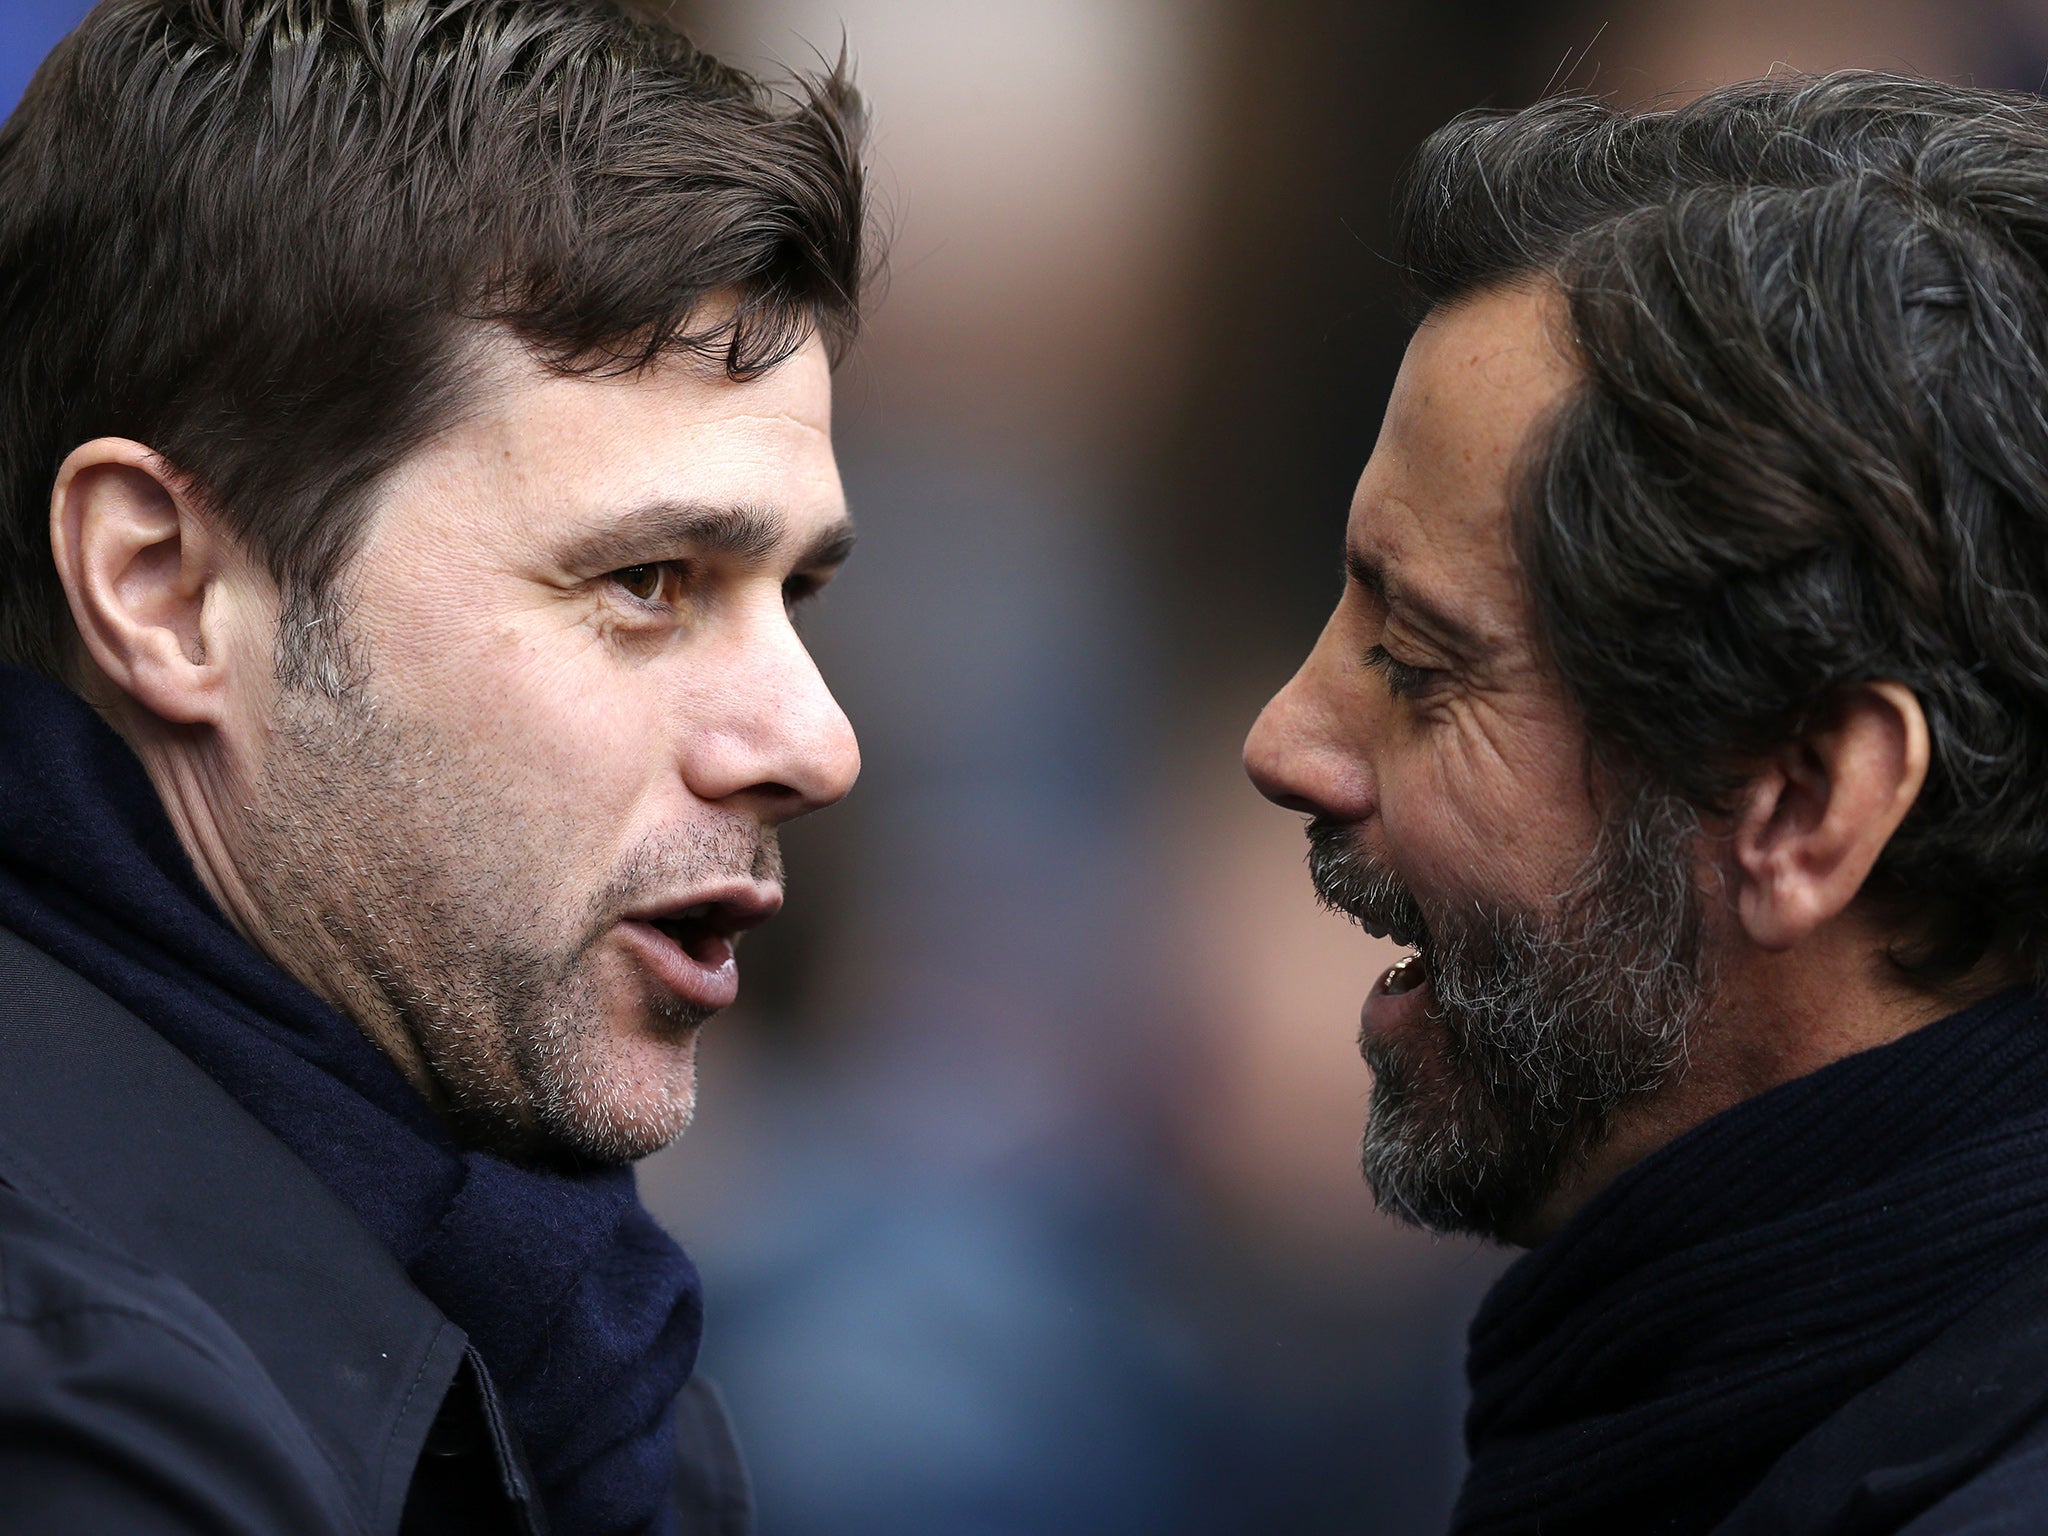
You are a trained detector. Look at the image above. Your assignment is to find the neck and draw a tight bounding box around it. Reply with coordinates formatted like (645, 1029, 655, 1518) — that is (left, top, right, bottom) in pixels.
(1518, 919, 1995, 1243)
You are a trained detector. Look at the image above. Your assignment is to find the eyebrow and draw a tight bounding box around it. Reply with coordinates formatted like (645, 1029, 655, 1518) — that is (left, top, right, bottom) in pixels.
(1345, 548, 1485, 656)
(561, 500, 856, 575)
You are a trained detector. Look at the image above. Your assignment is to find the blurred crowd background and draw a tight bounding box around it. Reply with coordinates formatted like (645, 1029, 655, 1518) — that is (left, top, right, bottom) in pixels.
(9, 1, 2048, 1531)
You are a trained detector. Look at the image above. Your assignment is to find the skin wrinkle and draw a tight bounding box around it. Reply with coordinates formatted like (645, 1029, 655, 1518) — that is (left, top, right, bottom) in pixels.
(1345, 547, 1491, 662)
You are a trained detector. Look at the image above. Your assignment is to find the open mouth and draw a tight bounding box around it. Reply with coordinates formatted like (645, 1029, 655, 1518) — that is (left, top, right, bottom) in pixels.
(1360, 948, 1434, 1051)
(648, 902, 750, 968)
(620, 889, 781, 1013)
(1380, 951, 1428, 996)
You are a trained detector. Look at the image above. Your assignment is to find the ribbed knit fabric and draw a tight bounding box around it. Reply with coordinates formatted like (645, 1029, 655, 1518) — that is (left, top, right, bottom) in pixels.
(1454, 985, 2048, 1536)
(0, 667, 701, 1535)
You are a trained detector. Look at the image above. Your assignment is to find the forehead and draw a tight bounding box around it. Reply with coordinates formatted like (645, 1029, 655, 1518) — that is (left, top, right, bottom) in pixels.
(1350, 284, 1576, 619)
(371, 331, 842, 556)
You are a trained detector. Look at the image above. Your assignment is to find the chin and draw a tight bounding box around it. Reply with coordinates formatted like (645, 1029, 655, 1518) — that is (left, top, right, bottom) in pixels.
(501, 999, 704, 1163)
(1359, 1027, 1554, 1241)
(539, 1024, 702, 1165)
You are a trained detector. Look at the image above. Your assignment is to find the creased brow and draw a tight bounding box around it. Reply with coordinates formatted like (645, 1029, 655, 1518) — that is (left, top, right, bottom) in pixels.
(1346, 548, 1486, 657)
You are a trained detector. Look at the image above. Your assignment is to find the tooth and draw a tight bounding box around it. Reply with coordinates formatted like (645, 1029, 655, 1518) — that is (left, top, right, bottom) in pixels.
(1383, 954, 1426, 995)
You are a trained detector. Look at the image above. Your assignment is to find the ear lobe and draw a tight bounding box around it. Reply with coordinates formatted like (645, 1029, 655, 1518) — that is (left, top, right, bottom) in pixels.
(1731, 682, 1931, 950)
(49, 438, 231, 726)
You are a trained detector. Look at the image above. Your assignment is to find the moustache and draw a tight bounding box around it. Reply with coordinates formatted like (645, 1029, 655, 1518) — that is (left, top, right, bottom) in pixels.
(580, 823, 784, 940)
(1305, 816, 1429, 951)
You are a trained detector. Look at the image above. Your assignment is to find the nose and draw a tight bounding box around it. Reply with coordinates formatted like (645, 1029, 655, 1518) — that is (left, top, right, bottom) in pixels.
(1243, 620, 1378, 823)
(1244, 673, 1316, 813)
(686, 603, 861, 825)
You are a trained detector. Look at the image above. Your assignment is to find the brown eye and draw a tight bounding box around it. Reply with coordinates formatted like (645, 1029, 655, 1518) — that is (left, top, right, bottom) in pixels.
(613, 564, 667, 603)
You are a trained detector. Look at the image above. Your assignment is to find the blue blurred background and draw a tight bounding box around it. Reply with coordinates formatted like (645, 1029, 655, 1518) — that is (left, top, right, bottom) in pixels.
(11, 2, 2048, 1531)
(0, 2, 86, 108)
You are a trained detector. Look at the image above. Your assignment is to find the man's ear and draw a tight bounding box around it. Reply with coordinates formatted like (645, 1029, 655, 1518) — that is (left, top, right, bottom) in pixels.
(49, 438, 238, 726)
(1729, 682, 1931, 950)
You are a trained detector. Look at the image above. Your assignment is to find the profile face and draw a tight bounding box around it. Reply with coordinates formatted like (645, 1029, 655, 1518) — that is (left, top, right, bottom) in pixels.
(1244, 284, 1708, 1238)
(227, 332, 860, 1163)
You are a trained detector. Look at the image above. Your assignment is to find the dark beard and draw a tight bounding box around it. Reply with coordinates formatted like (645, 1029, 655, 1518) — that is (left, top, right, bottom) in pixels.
(1307, 790, 1710, 1240)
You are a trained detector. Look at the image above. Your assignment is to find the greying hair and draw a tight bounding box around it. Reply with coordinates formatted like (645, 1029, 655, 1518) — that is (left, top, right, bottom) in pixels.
(1398, 72, 2048, 986)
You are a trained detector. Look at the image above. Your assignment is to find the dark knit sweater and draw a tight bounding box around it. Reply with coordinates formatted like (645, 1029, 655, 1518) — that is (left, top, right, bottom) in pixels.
(1455, 985, 2048, 1536)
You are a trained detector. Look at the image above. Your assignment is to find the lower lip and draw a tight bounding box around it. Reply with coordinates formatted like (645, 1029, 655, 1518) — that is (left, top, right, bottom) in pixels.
(617, 920, 740, 1011)
(1359, 956, 1432, 1052)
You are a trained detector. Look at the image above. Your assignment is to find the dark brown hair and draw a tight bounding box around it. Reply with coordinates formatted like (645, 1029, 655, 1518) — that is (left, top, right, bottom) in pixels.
(0, 0, 870, 678)
(1398, 73, 2048, 986)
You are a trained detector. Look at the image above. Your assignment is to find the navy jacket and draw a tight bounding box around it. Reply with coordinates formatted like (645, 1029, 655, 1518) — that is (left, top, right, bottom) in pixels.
(0, 924, 752, 1534)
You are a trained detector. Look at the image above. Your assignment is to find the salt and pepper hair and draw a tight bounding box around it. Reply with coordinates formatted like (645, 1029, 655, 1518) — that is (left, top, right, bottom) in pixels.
(1399, 73, 2048, 987)
(0, 0, 870, 681)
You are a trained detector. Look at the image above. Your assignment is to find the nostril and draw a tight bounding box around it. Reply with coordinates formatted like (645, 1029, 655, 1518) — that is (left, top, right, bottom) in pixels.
(1244, 741, 1376, 822)
(1266, 788, 1327, 816)
(749, 779, 828, 823)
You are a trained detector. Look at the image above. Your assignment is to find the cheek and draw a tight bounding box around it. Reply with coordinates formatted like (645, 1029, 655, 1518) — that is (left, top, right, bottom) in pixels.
(371, 597, 673, 827)
(1375, 698, 1601, 904)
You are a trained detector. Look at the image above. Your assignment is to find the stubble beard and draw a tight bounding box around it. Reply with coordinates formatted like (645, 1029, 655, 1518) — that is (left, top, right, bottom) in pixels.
(234, 626, 777, 1166)
(1307, 790, 1711, 1241)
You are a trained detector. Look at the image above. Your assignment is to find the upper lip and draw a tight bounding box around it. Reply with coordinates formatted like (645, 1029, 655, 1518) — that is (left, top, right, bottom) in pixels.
(624, 884, 783, 940)
(1354, 913, 1423, 950)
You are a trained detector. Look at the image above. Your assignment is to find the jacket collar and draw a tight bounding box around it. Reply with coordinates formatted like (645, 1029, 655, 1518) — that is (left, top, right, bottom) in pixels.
(0, 921, 469, 1532)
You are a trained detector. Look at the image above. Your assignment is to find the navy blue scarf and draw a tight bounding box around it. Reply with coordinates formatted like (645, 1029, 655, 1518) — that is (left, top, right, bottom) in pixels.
(1455, 985, 2048, 1535)
(0, 666, 699, 1535)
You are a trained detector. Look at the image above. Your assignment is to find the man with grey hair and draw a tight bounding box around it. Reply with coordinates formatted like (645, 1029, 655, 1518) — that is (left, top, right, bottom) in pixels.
(1248, 73, 2048, 1534)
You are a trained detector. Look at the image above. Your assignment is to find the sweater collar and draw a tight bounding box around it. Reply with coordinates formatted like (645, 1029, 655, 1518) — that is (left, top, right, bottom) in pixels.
(1457, 986, 2048, 1536)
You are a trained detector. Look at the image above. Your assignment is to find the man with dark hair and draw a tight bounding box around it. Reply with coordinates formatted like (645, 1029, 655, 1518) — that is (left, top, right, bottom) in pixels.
(0, 3, 868, 1532)
(1247, 73, 2048, 1535)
